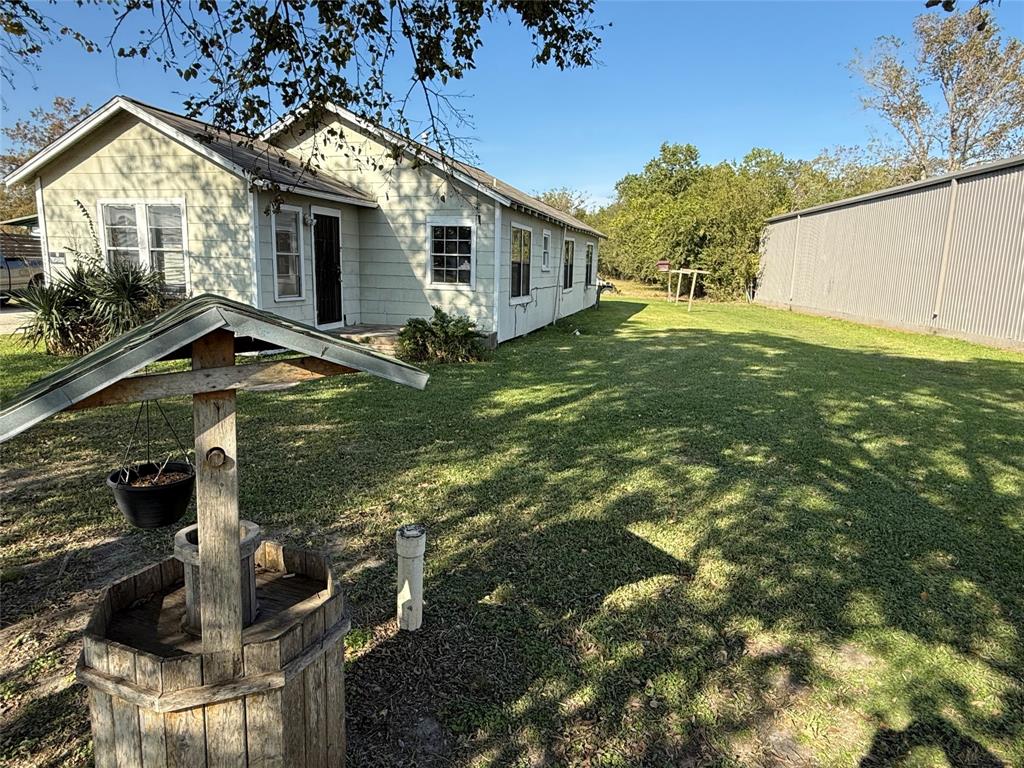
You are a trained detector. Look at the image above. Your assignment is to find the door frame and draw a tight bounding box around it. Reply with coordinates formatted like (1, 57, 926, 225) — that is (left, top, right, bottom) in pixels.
(311, 205, 344, 329)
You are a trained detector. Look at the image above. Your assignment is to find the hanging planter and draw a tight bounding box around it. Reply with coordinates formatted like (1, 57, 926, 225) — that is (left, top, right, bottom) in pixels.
(108, 401, 195, 529)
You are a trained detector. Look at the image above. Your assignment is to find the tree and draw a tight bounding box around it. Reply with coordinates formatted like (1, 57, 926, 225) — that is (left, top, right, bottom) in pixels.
(852, 8, 1024, 179)
(535, 187, 591, 219)
(0, 97, 92, 221)
(0, 0, 604, 162)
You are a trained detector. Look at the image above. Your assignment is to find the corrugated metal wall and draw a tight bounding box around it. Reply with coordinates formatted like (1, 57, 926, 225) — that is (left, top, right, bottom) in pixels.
(756, 160, 1024, 349)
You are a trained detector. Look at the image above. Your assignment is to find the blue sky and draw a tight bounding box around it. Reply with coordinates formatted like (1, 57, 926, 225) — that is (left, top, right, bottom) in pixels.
(4, 1, 1022, 204)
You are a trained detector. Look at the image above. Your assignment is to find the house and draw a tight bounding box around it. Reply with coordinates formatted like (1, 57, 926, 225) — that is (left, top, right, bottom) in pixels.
(2, 96, 604, 344)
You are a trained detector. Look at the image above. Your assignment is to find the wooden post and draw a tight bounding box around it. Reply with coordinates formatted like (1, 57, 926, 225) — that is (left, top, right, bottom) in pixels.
(687, 271, 698, 312)
(192, 330, 243, 682)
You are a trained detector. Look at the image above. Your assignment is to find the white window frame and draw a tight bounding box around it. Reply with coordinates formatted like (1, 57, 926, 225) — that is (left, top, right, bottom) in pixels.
(585, 242, 595, 287)
(271, 204, 306, 302)
(541, 229, 552, 272)
(562, 237, 576, 292)
(96, 198, 190, 291)
(510, 221, 533, 304)
(426, 217, 476, 289)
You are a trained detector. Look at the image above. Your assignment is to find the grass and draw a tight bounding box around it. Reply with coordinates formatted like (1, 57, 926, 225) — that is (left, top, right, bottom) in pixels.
(1, 293, 1022, 767)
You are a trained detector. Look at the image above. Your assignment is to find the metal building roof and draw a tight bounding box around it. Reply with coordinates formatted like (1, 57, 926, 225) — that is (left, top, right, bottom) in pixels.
(767, 154, 1024, 223)
(0, 294, 427, 443)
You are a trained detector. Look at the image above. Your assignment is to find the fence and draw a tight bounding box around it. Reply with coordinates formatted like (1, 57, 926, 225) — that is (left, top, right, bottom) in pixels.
(755, 156, 1024, 350)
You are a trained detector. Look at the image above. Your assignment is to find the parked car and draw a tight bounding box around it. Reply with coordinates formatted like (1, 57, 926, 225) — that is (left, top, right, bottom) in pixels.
(1, 255, 44, 305)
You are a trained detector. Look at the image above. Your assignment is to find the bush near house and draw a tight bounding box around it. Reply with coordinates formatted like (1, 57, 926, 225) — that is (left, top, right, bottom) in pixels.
(397, 306, 488, 363)
(18, 259, 172, 355)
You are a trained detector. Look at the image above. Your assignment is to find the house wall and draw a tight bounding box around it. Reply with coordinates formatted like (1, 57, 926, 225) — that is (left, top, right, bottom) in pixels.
(36, 111, 254, 302)
(496, 207, 599, 342)
(253, 189, 364, 326)
(274, 118, 497, 333)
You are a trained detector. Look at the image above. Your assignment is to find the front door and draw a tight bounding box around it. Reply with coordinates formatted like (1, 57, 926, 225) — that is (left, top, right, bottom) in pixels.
(313, 210, 343, 326)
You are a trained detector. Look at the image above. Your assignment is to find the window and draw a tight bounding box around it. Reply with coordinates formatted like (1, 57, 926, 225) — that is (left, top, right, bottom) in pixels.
(100, 200, 186, 290)
(563, 239, 575, 290)
(430, 224, 472, 285)
(273, 207, 304, 300)
(102, 204, 141, 268)
(585, 243, 595, 287)
(511, 224, 532, 299)
(541, 230, 551, 271)
(147, 205, 185, 287)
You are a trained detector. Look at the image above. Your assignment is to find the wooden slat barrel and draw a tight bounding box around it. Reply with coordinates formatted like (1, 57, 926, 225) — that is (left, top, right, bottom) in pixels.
(78, 540, 348, 767)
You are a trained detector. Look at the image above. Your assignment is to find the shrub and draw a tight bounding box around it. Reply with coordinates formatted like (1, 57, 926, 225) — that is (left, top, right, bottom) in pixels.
(18, 260, 171, 356)
(397, 306, 487, 363)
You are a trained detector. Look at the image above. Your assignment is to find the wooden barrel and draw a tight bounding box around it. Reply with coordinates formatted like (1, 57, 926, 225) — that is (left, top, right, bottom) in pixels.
(77, 540, 349, 767)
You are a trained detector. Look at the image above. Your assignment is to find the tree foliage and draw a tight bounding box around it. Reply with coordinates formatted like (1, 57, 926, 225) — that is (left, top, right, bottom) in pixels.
(0, 97, 92, 222)
(852, 8, 1024, 178)
(594, 145, 910, 298)
(0, 0, 603, 161)
(534, 187, 592, 219)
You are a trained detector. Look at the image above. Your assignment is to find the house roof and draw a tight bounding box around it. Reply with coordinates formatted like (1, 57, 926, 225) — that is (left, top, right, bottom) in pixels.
(0, 293, 427, 443)
(2, 97, 377, 208)
(0, 213, 39, 228)
(767, 154, 1024, 223)
(264, 104, 606, 239)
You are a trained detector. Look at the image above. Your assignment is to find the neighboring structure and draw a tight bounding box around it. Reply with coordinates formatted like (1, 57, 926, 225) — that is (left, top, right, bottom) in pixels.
(2, 96, 603, 344)
(756, 156, 1024, 350)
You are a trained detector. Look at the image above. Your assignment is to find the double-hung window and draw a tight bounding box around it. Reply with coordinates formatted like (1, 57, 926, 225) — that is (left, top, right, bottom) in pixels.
(585, 243, 595, 287)
(510, 224, 532, 299)
(563, 239, 575, 290)
(100, 200, 186, 290)
(541, 230, 551, 271)
(273, 206, 304, 300)
(430, 224, 473, 285)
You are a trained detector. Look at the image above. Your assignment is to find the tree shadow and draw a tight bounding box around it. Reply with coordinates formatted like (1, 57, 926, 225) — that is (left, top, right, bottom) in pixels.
(1, 298, 1022, 766)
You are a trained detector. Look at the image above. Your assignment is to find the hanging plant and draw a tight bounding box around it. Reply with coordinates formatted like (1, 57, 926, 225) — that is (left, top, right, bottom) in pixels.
(107, 401, 195, 529)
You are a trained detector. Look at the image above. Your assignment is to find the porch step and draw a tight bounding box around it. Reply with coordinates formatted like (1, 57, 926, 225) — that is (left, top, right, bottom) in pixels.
(334, 324, 402, 356)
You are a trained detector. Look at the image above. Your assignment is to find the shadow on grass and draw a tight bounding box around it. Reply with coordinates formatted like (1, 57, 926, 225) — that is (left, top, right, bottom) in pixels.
(322, 302, 1022, 766)
(1, 299, 1021, 766)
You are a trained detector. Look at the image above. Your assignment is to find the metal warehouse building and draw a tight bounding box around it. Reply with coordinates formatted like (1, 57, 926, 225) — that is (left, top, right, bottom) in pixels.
(755, 155, 1024, 350)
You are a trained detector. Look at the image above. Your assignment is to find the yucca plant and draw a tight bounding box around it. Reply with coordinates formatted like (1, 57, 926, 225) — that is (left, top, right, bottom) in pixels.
(19, 259, 169, 356)
(16, 280, 99, 355)
(90, 259, 164, 337)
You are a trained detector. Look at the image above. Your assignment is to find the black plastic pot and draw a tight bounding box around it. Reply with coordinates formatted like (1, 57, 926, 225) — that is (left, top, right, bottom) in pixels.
(107, 461, 195, 529)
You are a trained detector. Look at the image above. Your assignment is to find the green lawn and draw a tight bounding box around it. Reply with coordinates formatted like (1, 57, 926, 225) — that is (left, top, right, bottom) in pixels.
(1, 295, 1022, 767)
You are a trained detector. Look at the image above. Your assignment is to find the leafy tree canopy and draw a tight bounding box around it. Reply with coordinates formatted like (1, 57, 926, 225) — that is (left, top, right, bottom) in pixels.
(0, 0, 604, 160)
(852, 8, 1024, 178)
(534, 187, 592, 220)
(0, 97, 92, 221)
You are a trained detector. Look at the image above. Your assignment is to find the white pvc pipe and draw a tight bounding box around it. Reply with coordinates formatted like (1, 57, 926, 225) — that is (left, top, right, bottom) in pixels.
(396, 523, 426, 631)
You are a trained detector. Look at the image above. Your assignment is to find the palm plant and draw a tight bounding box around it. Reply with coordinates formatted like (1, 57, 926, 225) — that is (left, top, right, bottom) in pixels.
(89, 259, 164, 337)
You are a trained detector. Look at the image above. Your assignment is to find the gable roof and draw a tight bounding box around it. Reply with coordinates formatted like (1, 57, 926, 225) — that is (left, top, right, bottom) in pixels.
(264, 104, 606, 239)
(0, 293, 427, 443)
(2, 97, 376, 208)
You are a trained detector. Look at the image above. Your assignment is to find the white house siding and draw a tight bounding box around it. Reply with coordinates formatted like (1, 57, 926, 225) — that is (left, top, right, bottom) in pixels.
(36, 111, 253, 302)
(254, 189, 364, 327)
(496, 206, 598, 342)
(274, 119, 497, 333)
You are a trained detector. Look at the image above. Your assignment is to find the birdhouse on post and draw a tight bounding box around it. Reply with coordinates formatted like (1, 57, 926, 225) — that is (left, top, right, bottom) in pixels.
(0, 294, 428, 768)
